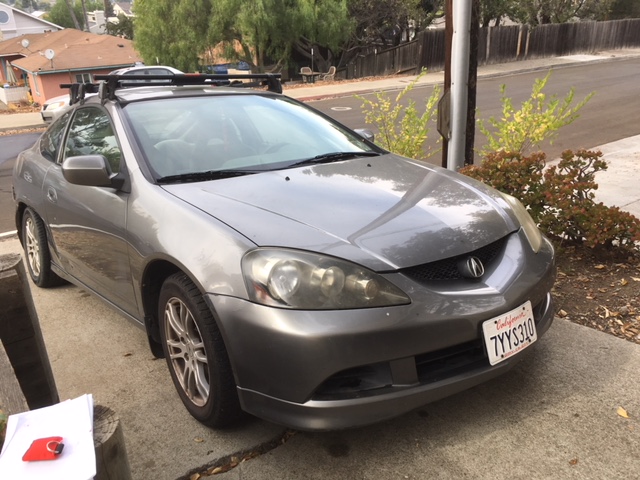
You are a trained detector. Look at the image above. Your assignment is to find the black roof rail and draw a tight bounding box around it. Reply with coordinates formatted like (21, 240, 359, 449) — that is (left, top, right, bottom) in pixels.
(92, 73, 283, 101)
(60, 73, 282, 105)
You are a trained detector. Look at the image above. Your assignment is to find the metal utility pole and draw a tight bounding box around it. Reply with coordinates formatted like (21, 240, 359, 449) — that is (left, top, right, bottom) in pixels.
(439, 0, 453, 169)
(466, 1, 480, 166)
(448, 0, 472, 171)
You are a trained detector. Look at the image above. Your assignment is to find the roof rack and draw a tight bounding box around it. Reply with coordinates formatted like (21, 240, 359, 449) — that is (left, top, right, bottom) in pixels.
(59, 82, 100, 106)
(61, 73, 282, 105)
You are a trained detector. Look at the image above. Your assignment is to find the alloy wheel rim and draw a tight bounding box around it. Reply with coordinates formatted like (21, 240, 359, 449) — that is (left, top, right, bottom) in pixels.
(164, 297, 210, 406)
(25, 217, 41, 277)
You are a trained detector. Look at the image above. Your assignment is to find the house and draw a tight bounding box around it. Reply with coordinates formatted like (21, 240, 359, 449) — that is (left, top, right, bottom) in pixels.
(0, 28, 142, 106)
(87, 10, 108, 35)
(113, 2, 134, 18)
(0, 3, 61, 40)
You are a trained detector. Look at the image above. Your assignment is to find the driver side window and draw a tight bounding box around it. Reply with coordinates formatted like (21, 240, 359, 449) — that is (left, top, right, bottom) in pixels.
(63, 107, 122, 173)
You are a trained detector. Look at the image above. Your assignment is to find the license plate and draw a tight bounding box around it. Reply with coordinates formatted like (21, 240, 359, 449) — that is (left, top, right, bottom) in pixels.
(482, 301, 537, 366)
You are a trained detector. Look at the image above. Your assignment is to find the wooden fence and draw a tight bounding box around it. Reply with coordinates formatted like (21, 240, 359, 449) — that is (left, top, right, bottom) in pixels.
(341, 18, 640, 80)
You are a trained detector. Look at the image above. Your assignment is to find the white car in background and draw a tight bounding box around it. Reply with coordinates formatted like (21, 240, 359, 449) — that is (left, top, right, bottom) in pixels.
(40, 93, 71, 123)
(40, 65, 184, 123)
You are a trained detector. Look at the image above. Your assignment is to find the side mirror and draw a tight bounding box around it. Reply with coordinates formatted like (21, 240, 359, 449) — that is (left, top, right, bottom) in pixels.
(354, 128, 375, 142)
(62, 155, 125, 190)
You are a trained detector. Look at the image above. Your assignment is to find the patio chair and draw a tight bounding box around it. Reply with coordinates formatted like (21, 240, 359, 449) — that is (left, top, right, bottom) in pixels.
(320, 66, 336, 81)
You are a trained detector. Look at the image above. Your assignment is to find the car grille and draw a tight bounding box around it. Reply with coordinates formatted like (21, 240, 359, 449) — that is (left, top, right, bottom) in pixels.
(399, 236, 508, 282)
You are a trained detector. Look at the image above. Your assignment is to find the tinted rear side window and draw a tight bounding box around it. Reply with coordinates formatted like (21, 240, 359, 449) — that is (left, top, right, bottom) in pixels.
(40, 111, 71, 162)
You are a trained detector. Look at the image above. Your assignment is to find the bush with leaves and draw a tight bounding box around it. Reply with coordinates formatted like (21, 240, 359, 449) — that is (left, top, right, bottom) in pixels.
(461, 149, 640, 252)
(477, 72, 594, 156)
(358, 71, 441, 160)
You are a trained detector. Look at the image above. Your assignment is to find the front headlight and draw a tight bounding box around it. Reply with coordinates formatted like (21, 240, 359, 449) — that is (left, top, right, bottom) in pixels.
(242, 249, 410, 309)
(501, 193, 543, 253)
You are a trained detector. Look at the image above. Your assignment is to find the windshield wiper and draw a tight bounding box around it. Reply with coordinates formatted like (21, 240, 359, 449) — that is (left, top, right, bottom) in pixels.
(288, 151, 381, 168)
(157, 169, 257, 184)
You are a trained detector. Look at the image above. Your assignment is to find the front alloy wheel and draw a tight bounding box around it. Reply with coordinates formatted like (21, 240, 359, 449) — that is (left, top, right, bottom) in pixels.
(158, 272, 241, 427)
(164, 296, 210, 407)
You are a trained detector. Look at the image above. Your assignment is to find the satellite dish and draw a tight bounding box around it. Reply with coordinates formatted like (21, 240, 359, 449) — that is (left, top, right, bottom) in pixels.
(21, 39, 30, 49)
(44, 49, 55, 60)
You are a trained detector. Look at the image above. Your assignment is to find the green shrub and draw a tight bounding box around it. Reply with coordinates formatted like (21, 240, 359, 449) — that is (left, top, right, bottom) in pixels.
(461, 149, 640, 252)
(358, 71, 441, 160)
(477, 72, 594, 156)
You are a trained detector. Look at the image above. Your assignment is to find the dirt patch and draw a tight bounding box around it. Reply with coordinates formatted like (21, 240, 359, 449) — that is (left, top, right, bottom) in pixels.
(552, 243, 640, 345)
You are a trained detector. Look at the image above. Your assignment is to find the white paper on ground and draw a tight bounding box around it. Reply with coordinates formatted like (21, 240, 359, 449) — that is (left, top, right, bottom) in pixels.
(0, 394, 96, 480)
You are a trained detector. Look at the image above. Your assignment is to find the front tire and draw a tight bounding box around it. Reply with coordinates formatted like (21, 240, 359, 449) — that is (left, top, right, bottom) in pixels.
(22, 208, 63, 288)
(158, 272, 241, 427)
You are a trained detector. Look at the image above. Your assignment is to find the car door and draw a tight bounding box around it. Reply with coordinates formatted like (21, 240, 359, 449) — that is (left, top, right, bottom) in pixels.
(43, 106, 137, 315)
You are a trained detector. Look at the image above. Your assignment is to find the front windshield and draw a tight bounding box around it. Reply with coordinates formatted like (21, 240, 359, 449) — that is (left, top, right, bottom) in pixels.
(123, 94, 380, 179)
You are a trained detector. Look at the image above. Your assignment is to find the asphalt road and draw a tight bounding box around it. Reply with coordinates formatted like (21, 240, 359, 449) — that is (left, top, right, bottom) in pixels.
(309, 58, 640, 164)
(0, 133, 40, 235)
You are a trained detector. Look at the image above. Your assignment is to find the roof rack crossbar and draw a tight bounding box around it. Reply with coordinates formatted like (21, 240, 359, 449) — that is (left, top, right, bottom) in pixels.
(92, 73, 283, 98)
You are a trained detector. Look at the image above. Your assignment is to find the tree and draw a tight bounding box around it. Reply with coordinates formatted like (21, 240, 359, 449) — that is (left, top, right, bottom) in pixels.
(510, 0, 615, 25)
(134, 0, 434, 73)
(609, 0, 640, 18)
(102, 0, 114, 17)
(478, 0, 515, 26)
(348, 0, 432, 47)
(45, 0, 101, 29)
(293, 0, 354, 72)
(79, 0, 90, 32)
(106, 13, 134, 39)
(14, 0, 39, 12)
(134, 0, 212, 72)
(206, 0, 353, 71)
(337, 0, 441, 68)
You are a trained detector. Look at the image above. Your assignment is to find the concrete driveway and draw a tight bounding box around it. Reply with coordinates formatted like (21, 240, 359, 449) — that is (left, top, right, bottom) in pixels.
(1, 234, 638, 480)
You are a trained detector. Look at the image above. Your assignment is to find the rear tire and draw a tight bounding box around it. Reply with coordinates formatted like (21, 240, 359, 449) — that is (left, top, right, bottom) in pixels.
(158, 272, 241, 427)
(22, 208, 64, 288)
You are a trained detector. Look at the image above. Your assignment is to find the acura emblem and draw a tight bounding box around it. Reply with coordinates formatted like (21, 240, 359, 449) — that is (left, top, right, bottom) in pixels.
(458, 256, 485, 279)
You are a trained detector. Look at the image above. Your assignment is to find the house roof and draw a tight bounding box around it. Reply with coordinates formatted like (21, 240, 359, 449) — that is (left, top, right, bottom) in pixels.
(0, 28, 142, 74)
(0, 4, 63, 35)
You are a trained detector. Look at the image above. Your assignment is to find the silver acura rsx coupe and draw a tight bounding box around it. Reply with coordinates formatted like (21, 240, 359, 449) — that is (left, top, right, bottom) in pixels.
(12, 74, 555, 431)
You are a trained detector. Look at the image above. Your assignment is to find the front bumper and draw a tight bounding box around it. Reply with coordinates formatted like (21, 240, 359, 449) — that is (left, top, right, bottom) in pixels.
(212, 292, 554, 431)
(209, 232, 556, 431)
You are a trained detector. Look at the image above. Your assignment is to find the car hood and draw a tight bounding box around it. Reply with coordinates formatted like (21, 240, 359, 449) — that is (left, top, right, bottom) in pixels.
(162, 155, 517, 270)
